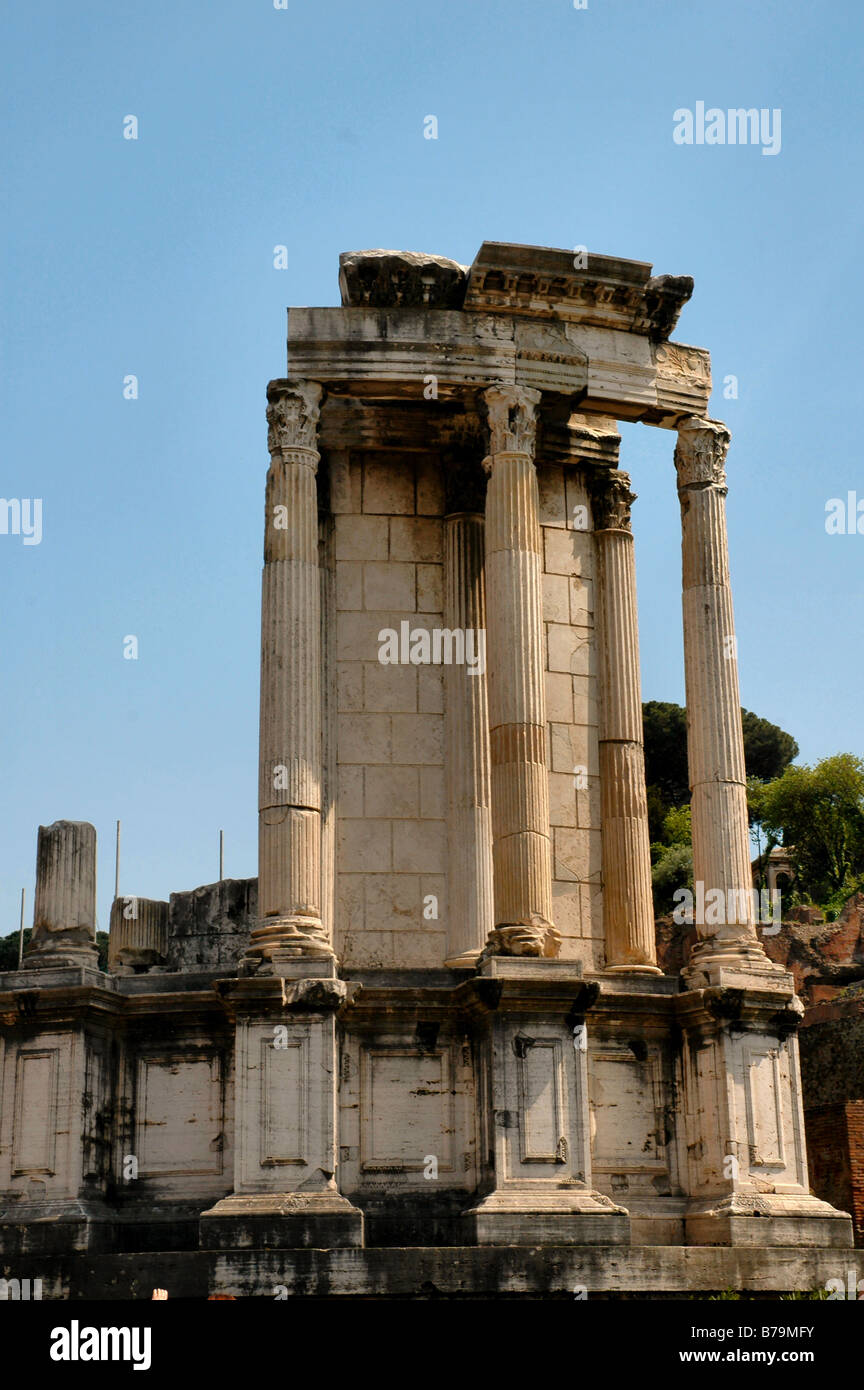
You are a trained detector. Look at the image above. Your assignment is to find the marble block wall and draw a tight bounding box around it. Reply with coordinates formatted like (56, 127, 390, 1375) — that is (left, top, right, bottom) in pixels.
(331, 450, 448, 968)
(328, 448, 603, 973)
(539, 463, 604, 969)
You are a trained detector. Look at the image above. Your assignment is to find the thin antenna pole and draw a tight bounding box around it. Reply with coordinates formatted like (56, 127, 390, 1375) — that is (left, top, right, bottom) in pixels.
(17, 887, 25, 967)
(115, 820, 121, 899)
(219, 829, 224, 882)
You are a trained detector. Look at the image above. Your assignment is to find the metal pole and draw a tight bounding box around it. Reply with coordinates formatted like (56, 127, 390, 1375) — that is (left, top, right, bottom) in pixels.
(115, 820, 121, 900)
(17, 887, 25, 967)
(219, 829, 224, 882)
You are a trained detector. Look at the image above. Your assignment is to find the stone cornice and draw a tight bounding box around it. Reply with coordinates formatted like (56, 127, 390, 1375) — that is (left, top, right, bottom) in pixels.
(285, 308, 710, 427)
(337, 243, 694, 341)
(464, 242, 693, 341)
(674, 981, 801, 1042)
(339, 249, 468, 310)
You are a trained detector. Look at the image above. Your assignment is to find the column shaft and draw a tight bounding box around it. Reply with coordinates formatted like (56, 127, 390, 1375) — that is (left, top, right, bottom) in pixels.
(26, 819, 99, 968)
(248, 380, 332, 964)
(108, 897, 168, 973)
(590, 470, 659, 972)
(675, 417, 767, 972)
(482, 386, 558, 958)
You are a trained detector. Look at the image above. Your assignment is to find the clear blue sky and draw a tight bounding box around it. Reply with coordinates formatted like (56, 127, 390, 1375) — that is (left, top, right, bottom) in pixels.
(2, 0, 862, 935)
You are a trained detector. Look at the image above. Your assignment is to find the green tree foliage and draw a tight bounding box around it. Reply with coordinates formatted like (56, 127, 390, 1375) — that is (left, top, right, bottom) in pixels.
(650, 804, 694, 913)
(747, 776, 782, 892)
(740, 709, 799, 783)
(0, 928, 30, 970)
(646, 783, 670, 846)
(756, 753, 864, 905)
(642, 701, 689, 810)
(642, 701, 798, 838)
(661, 804, 692, 847)
(651, 843, 693, 914)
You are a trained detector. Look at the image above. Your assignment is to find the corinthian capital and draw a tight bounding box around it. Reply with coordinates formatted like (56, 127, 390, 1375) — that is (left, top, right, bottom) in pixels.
(674, 417, 730, 490)
(587, 468, 636, 532)
(483, 384, 541, 462)
(266, 380, 323, 458)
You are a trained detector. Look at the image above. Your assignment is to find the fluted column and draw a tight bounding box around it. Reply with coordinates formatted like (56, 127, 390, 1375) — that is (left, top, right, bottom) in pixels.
(589, 470, 660, 973)
(108, 896, 169, 973)
(247, 379, 332, 965)
(482, 385, 559, 958)
(444, 509, 494, 966)
(675, 417, 770, 975)
(25, 820, 99, 968)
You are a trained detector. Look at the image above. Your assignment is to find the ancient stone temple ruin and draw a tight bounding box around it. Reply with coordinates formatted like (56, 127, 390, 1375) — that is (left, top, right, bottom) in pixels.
(1, 243, 859, 1298)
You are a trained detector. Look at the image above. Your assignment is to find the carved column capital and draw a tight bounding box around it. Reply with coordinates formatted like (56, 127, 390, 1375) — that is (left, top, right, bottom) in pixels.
(674, 417, 730, 491)
(588, 468, 636, 533)
(266, 380, 323, 462)
(483, 384, 541, 463)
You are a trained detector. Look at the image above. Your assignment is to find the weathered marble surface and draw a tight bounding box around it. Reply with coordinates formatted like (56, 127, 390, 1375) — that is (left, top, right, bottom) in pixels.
(0, 242, 852, 1290)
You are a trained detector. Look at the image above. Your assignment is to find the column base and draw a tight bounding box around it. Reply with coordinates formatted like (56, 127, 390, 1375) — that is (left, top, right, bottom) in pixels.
(463, 1186, 629, 1246)
(443, 950, 481, 970)
(603, 963, 664, 976)
(683, 938, 788, 989)
(243, 916, 335, 972)
(0, 1198, 115, 1256)
(685, 1192, 854, 1248)
(199, 1190, 364, 1250)
(21, 940, 100, 972)
(481, 921, 561, 960)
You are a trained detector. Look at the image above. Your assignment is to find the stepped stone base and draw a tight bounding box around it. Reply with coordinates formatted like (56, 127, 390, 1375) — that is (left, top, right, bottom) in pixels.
(5, 1246, 863, 1300)
(463, 1187, 629, 1246)
(199, 1191, 364, 1250)
(0, 1200, 116, 1257)
(685, 1193, 853, 1248)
